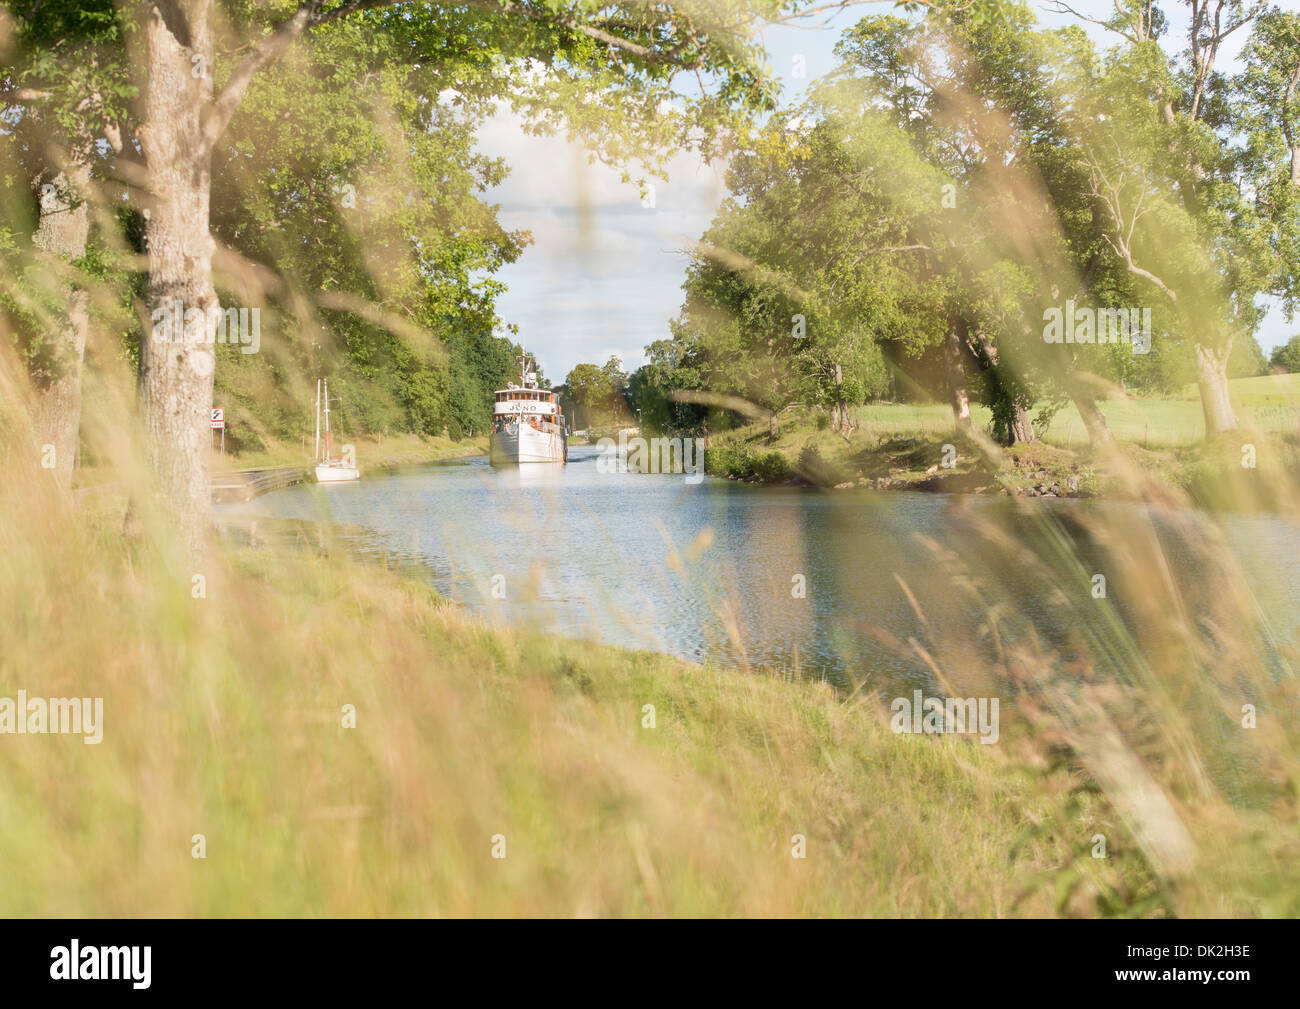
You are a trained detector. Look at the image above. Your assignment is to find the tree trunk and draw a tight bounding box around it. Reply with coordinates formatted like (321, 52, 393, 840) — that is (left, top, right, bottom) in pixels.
(1008, 403, 1036, 445)
(946, 317, 972, 432)
(140, 1, 219, 555)
(968, 324, 1033, 445)
(30, 161, 91, 489)
(768, 408, 778, 439)
(833, 362, 848, 434)
(1063, 368, 1115, 448)
(1072, 390, 1114, 447)
(1194, 342, 1238, 435)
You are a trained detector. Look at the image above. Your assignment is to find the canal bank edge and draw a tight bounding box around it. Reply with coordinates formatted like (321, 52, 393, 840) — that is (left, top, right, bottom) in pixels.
(696, 422, 1300, 510)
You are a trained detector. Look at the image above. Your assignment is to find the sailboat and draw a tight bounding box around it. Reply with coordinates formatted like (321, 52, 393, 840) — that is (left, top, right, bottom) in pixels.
(314, 377, 360, 483)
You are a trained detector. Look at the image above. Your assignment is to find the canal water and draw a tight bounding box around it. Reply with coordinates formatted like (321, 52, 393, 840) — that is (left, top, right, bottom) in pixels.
(218, 445, 1300, 691)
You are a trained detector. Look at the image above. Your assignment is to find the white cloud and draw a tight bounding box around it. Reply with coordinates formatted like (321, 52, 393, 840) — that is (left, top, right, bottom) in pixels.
(475, 101, 727, 381)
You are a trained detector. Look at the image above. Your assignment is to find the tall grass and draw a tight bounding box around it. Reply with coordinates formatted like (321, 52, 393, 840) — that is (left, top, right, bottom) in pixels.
(3, 395, 1300, 915)
(0, 465, 1134, 916)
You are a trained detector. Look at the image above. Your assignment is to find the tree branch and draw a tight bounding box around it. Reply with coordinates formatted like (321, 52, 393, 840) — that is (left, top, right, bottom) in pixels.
(201, 0, 712, 159)
(201, 1, 325, 158)
(1042, 1, 1137, 44)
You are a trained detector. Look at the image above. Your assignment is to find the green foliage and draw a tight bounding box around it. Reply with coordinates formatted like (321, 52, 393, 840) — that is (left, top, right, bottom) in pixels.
(562, 357, 630, 428)
(0, 223, 55, 376)
(4, 0, 798, 444)
(640, 2, 1297, 444)
(1229, 333, 1268, 379)
(795, 441, 840, 486)
(1270, 336, 1300, 374)
(1238, 8, 1300, 315)
(201, 16, 532, 441)
(704, 439, 791, 480)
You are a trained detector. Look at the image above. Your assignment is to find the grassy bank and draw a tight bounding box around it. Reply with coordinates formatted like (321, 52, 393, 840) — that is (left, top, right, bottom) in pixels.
(705, 415, 1105, 497)
(4, 459, 1300, 916)
(0, 498, 1109, 916)
(704, 392, 1300, 507)
(850, 375, 1300, 451)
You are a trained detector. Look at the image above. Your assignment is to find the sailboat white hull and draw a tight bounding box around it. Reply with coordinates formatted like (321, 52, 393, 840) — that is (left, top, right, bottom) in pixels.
(313, 377, 360, 482)
(315, 462, 360, 483)
(490, 423, 566, 464)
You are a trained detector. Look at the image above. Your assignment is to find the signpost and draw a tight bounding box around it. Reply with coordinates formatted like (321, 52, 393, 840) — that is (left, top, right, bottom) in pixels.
(212, 408, 225, 456)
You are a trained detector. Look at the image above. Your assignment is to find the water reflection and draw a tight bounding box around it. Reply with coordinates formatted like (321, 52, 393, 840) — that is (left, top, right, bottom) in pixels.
(218, 445, 1300, 692)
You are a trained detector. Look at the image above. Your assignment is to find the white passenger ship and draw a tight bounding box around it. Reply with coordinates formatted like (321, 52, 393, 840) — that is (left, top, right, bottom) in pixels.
(489, 353, 568, 465)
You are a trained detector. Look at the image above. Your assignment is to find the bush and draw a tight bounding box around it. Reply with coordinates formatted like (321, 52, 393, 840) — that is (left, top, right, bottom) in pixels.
(795, 443, 839, 486)
(704, 441, 791, 481)
(752, 449, 791, 481)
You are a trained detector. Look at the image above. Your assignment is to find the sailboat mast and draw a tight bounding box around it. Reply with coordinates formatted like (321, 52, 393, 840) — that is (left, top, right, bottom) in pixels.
(314, 378, 321, 462)
(323, 378, 333, 460)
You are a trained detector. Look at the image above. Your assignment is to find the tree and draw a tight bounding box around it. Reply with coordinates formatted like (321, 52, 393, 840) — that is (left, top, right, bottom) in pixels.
(1, 1, 133, 486)
(628, 336, 706, 432)
(667, 106, 924, 440)
(1238, 9, 1300, 375)
(1050, 0, 1281, 437)
(7, 0, 791, 554)
(205, 18, 528, 444)
(825, 10, 1060, 446)
(1270, 336, 1300, 373)
(667, 7, 1144, 448)
(564, 357, 629, 428)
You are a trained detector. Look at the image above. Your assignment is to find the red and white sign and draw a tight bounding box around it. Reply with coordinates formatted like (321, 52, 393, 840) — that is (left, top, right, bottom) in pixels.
(211, 408, 225, 430)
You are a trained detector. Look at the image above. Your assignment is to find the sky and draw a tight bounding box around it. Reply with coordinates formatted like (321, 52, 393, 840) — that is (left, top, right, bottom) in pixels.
(473, 1, 1286, 384)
